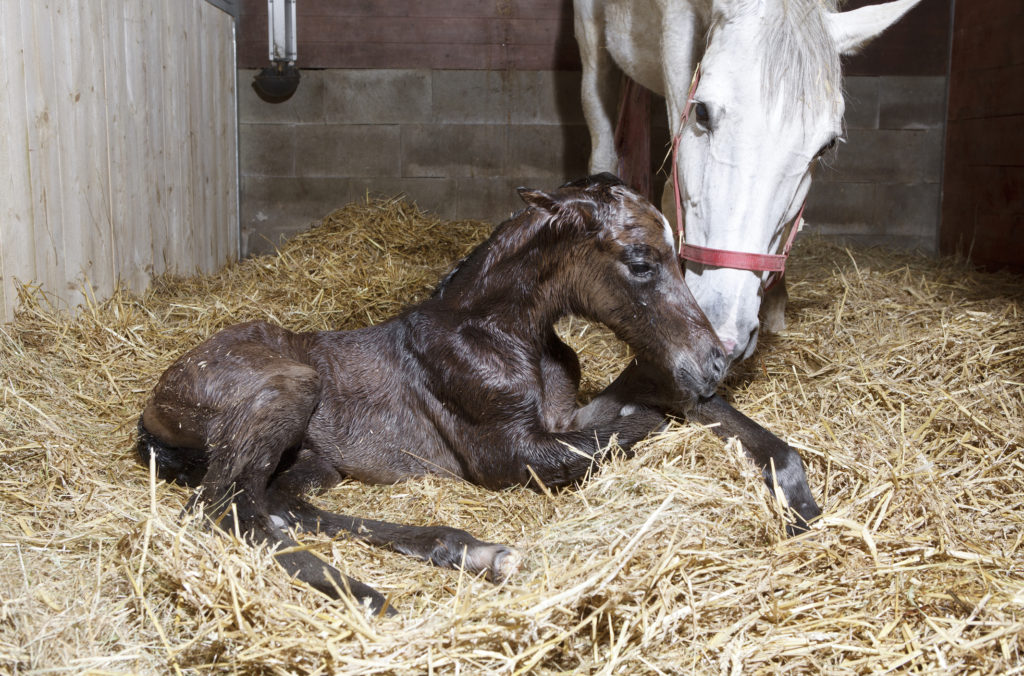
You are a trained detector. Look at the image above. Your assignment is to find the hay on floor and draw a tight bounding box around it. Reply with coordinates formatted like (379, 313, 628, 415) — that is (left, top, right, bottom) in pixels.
(0, 196, 1022, 673)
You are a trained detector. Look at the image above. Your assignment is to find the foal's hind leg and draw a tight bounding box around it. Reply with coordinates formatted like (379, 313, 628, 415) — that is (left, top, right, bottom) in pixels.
(266, 490, 521, 584)
(153, 344, 393, 613)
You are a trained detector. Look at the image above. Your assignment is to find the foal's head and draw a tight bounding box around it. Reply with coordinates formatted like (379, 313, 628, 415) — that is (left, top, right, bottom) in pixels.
(520, 173, 727, 402)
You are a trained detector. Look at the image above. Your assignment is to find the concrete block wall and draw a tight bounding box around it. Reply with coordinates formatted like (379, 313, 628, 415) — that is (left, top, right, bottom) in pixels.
(239, 69, 946, 257)
(806, 76, 947, 252)
(239, 69, 589, 256)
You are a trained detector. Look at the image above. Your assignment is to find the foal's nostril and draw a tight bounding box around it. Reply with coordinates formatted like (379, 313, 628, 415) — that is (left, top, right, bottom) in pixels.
(709, 345, 728, 382)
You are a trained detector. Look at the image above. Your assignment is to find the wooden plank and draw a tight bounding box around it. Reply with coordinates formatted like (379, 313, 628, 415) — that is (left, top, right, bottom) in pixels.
(61, 1, 113, 301)
(947, 63, 1024, 121)
(237, 0, 578, 69)
(945, 115, 1024, 169)
(162, 0, 186, 276)
(960, 211, 1024, 271)
(298, 0, 568, 20)
(0, 0, 36, 321)
(950, 11, 1024, 72)
(297, 16, 565, 47)
(954, 0, 1022, 29)
(23, 1, 66, 310)
(210, 3, 239, 267)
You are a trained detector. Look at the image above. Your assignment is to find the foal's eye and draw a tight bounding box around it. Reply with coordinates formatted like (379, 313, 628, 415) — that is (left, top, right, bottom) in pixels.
(628, 261, 654, 278)
(694, 102, 711, 129)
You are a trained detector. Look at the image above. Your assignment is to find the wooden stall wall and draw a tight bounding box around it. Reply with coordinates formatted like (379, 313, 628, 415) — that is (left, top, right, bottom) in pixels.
(238, 0, 577, 71)
(940, 0, 1024, 270)
(0, 0, 239, 323)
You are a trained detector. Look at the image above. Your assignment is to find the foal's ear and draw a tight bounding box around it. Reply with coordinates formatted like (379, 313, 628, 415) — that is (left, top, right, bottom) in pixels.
(517, 187, 560, 213)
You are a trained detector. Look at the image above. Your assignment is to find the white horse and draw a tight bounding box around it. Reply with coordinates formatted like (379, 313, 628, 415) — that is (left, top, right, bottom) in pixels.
(575, 0, 922, 363)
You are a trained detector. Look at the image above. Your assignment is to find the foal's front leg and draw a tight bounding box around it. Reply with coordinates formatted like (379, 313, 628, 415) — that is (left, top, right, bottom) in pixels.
(580, 359, 821, 534)
(690, 394, 820, 534)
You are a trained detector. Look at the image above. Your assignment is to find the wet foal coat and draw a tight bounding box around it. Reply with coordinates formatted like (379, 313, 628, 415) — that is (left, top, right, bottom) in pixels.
(137, 175, 818, 613)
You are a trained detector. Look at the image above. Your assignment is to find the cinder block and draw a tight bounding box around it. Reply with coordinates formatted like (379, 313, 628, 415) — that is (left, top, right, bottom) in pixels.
(506, 124, 590, 179)
(403, 124, 507, 178)
(842, 76, 880, 130)
(879, 76, 947, 130)
(453, 177, 516, 222)
(242, 175, 350, 206)
(805, 181, 877, 228)
(294, 124, 402, 178)
(241, 177, 343, 256)
(323, 70, 431, 124)
(238, 69, 327, 124)
(345, 177, 459, 219)
(432, 70, 511, 124)
(875, 183, 940, 246)
(826, 128, 943, 184)
(815, 233, 934, 252)
(239, 123, 297, 177)
(509, 70, 585, 125)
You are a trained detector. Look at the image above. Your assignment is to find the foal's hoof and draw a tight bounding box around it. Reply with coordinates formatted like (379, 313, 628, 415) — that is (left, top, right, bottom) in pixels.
(785, 502, 823, 537)
(489, 546, 522, 584)
(464, 543, 521, 584)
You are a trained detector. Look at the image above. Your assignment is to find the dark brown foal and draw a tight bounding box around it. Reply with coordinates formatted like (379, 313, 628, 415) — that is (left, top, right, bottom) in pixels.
(137, 174, 817, 614)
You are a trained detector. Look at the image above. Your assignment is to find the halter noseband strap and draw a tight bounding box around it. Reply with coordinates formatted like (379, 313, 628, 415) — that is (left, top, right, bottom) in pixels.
(670, 64, 805, 290)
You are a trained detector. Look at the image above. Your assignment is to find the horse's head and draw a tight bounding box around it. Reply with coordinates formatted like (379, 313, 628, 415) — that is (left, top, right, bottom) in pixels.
(675, 0, 921, 363)
(519, 173, 727, 404)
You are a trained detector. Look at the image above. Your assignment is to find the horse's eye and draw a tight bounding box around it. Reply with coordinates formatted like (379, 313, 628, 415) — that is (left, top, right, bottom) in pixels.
(817, 136, 839, 158)
(628, 261, 654, 278)
(694, 102, 711, 129)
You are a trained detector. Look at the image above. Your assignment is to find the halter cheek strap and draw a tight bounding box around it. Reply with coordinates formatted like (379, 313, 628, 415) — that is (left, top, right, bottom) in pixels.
(671, 64, 806, 290)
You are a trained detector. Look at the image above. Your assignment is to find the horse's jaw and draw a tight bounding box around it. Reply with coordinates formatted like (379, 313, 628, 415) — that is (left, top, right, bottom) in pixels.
(684, 265, 763, 364)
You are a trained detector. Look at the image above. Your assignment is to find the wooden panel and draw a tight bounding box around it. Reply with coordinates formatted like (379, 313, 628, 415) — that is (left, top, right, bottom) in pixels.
(947, 63, 1024, 120)
(238, 0, 578, 70)
(0, 1, 36, 317)
(940, 0, 1024, 268)
(946, 8, 1024, 71)
(0, 0, 239, 322)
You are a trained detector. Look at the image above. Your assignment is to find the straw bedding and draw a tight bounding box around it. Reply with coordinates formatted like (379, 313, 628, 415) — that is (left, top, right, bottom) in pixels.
(1, 197, 1021, 674)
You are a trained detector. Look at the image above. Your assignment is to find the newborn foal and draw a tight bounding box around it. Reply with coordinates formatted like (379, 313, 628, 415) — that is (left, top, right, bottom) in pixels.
(137, 175, 817, 613)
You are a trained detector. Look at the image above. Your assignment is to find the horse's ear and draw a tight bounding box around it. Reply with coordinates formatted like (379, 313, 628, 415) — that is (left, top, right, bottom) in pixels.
(517, 187, 560, 213)
(826, 0, 921, 56)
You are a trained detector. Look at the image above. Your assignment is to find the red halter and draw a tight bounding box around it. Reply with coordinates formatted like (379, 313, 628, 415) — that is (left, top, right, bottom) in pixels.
(671, 65, 805, 290)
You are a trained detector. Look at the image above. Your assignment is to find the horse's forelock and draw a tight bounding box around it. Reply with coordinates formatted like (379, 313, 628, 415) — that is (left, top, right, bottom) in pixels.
(763, 0, 842, 112)
(713, 0, 842, 113)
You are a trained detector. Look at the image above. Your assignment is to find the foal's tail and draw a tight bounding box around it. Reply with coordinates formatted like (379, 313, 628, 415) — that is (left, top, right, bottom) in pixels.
(135, 417, 208, 487)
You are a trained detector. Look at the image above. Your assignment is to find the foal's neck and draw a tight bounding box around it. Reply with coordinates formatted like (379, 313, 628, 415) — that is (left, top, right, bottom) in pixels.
(433, 220, 583, 339)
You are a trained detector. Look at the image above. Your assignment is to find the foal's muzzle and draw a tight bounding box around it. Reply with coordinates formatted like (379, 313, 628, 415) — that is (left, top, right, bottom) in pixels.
(675, 343, 727, 400)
